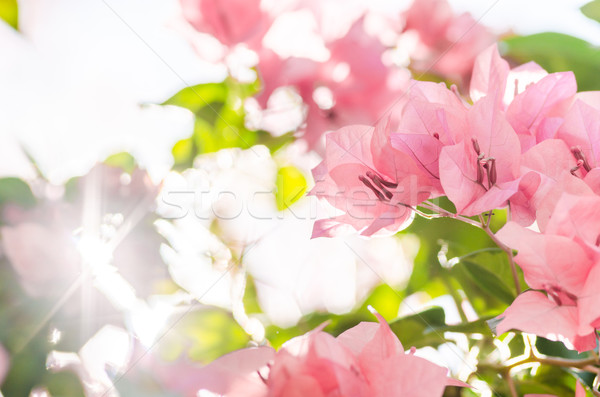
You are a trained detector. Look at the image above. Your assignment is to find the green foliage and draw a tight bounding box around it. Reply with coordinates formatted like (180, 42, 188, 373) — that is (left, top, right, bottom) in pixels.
(452, 249, 519, 305)
(275, 166, 307, 210)
(104, 152, 136, 174)
(156, 309, 250, 364)
(582, 0, 600, 23)
(165, 78, 295, 169)
(0, 178, 36, 209)
(502, 32, 600, 91)
(389, 307, 447, 348)
(0, 0, 18, 30)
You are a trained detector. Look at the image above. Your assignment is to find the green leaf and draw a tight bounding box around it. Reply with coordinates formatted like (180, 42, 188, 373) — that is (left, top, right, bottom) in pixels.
(171, 137, 195, 169)
(450, 249, 522, 311)
(275, 166, 307, 210)
(156, 309, 249, 364)
(358, 284, 403, 320)
(0, 178, 36, 208)
(0, 0, 18, 30)
(435, 316, 495, 335)
(502, 33, 600, 91)
(104, 152, 136, 173)
(163, 82, 228, 115)
(459, 259, 516, 304)
(389, 307, 447, 348)
(582, 0, 600, 23)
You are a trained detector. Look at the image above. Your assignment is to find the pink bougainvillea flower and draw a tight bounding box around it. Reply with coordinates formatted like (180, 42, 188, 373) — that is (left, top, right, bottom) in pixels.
(401, 0, 496, 84)
(497, 221, 593, 300)
(506, 71, 577, 151)
(556, 99, 600, 194)
(180, 0, 272, 49)
(494, 218, 600, 352)
(190, 311, 462, 397)
(310, 117, 439, 237)
(544, 193, 600, 257)
(390, 81, 468, 187)
(508, 139, 593, 229)
(469, 44, 580, 151)
(438, 94, 521, 215)
(496, 291, 597, 353)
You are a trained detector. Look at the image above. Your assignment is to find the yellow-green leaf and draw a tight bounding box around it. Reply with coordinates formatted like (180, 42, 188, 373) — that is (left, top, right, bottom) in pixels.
(275, 166, 307, 211)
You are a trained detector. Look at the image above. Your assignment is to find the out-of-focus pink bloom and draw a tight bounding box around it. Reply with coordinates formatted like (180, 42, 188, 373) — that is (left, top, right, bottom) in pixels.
(401, 0, 496, 84)
(494, 197, 600, 352)
(1, 165, 164, 298)
(191, 311, 461, 397)
(310, 117, 437, 237)
(180, 0, 272, 49)
(1, 220, 81, 297)
(256, 17, 409, 150)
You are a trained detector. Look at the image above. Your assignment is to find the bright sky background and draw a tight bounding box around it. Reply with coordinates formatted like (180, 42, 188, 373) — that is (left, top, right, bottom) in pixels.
(449, 0, 600, 45)
(376, 0, 600, 45)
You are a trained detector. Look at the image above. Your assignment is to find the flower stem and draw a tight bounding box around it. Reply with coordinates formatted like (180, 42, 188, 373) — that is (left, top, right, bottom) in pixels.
(503, 370, 518, 397)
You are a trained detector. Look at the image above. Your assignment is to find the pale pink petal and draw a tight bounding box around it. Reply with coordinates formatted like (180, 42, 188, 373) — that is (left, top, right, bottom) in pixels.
(576, 91, 600, 109)
(469, 94, 521, 181)
(336, 322, 379, 355)
(557, 99, 600, 169)
(509, 171, 541, 226)
(578, 265, 600, 337)
(534, 172, 593, 232)
(512, 139, 592, 229)
(496, 222, 592, 293)
(439, 140, 486, 215)
(352, 311, 404, 365)
(584, 168, 600, 194)
(469, 43, 509, 103)
(369, 353, 448, 397)
(496, 291, 597, 353)
(507, 72, 577, 151)
(504, 61, 548, 106)
(192, 347, 275, 396)
(545, 193, 600, 250)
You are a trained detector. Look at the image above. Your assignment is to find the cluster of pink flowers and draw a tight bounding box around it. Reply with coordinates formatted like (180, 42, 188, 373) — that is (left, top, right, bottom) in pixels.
(312, 44, 600, 352)
(180, 0, 495, 149)
(184, 311, 463, 397)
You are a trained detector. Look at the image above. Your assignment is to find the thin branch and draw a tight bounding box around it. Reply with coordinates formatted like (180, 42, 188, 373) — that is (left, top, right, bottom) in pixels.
(503, 370, 518, 397)
(414, 203, 482, 227)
